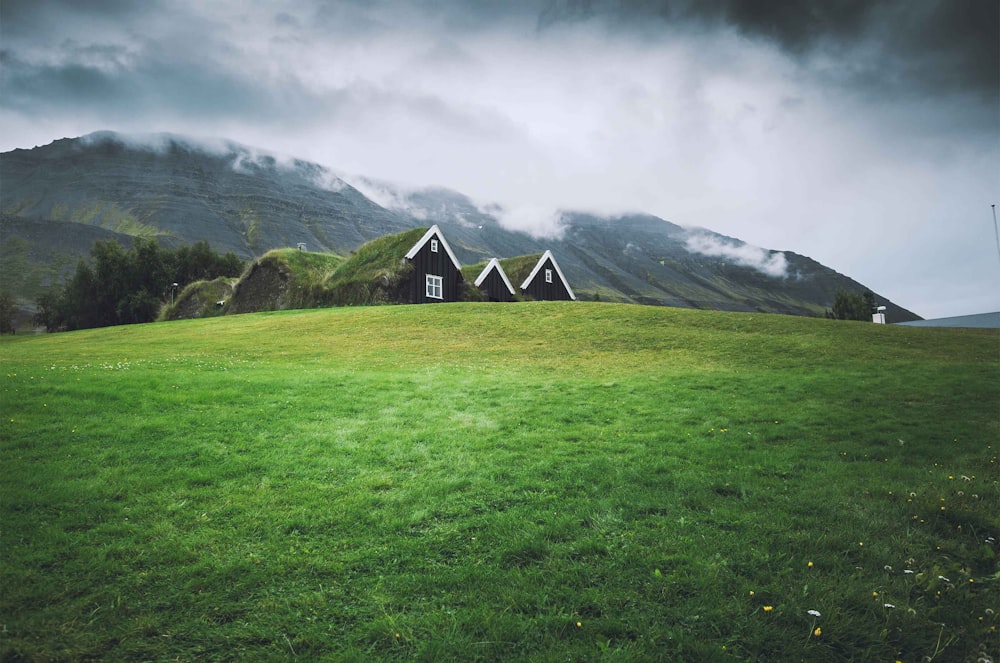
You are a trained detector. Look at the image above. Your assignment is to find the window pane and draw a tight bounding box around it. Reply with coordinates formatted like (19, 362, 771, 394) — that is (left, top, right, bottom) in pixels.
(426, 274, 442, 299)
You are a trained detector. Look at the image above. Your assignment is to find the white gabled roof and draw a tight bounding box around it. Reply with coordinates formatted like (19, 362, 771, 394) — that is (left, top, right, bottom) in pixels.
(404, 224, 462, 272)
(520, 250, 576, 300)
(474, 258, 515, 295)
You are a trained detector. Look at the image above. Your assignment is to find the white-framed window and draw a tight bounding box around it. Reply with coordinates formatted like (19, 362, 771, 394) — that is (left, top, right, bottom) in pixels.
(426, 274, 443, 299)
(430, 239, 439, 253)
(545, 268, 553, 283)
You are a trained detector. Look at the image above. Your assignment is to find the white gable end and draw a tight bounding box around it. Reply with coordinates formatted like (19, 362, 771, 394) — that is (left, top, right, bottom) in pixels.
(404, 224, 462, 272)
(520, 250, 576, 300)
(474, 258, 515, 294)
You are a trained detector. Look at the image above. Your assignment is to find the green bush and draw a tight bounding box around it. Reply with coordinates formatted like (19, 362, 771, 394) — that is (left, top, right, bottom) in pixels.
(35, 239, 244, 331)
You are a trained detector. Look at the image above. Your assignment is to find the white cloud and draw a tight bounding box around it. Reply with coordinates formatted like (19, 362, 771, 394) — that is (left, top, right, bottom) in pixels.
(481, 203, 567, 239)
(684, 232, 790, 279)
(337, 176, 427, 218)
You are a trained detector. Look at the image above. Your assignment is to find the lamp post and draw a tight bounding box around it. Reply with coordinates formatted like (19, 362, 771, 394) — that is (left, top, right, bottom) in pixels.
(170, 282, 179, 305)
(992, 204, 999, 264)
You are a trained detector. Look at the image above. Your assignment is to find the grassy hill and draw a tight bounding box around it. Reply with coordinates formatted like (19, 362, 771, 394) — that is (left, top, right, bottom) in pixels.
(1, 303, 996, 661)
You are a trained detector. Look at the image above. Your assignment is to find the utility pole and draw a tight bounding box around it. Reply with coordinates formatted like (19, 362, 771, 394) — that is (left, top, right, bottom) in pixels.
(993, 204, 999, 265)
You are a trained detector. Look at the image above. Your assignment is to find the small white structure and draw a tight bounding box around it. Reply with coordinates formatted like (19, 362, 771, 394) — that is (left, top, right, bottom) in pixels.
(297, 242, 307, 251)
(872, 305, 886, 324)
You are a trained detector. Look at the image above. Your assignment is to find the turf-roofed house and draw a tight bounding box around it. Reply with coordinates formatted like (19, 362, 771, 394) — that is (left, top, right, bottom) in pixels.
(329, 224, 574, 306)
(403, 225, 464, 303)
(499, 250, 576, 302)
(471, 258, 516, 302)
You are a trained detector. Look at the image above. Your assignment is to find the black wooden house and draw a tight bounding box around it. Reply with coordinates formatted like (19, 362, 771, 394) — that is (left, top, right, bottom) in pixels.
(473, 258, 516, 302)
(403, 225, 464, 303)
(519, 250, 576, 301)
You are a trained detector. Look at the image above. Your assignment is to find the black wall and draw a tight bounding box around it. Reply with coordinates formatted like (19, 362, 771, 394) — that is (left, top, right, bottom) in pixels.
(406, 234, 463, 303)
(522, 256, 572, 301)
(478, 268, 514, 302)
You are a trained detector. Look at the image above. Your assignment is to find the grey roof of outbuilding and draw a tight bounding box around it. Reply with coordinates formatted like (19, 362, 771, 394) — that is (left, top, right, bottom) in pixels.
(895, 312, 1000, 328)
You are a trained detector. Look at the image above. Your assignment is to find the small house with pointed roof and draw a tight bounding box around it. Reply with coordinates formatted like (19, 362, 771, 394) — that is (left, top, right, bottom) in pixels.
(403, 224, 464, 303)
(518, 250, 576, 301)
(471, 258, 516, 302)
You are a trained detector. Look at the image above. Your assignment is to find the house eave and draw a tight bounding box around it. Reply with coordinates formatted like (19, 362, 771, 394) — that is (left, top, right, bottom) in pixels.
(404, 224, 462, 272)
(474, 258, 516, 295)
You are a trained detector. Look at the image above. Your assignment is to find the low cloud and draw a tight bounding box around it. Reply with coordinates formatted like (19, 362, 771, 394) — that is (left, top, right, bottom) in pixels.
(337, 176, 436, 221)
(479, 203, 567, 239)
(77, 130, 347, 192)
(685, 231, 789, 278)
(79, 130, 226, 154)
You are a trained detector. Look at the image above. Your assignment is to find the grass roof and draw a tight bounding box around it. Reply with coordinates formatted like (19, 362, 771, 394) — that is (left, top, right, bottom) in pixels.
(464, 254, 544, 289)
(461, 261, 489, 282)
(323, 227, 428, 305)
(267, 247, 346, 277)
(327, 227, 425, 288)
(227, 247, 346, 313)
(499, 254, 543, 290)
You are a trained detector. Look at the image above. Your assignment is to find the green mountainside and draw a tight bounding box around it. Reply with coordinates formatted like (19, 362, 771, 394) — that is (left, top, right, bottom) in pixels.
(0, 132, 922, 323)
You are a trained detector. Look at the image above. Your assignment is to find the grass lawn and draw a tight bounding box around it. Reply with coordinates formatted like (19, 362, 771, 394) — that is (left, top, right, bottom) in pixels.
(1, 302, 997, 661)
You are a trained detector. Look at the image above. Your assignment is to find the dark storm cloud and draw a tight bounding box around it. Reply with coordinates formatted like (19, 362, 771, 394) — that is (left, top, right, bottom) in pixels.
(2, 0, 146, 21)
(539, 0, 999, 101)
(0, 0, 153, 37)
(0, 46, 282, 120)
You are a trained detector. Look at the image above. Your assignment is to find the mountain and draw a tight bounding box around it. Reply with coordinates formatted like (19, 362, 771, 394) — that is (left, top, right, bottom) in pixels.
(0, 131, 921, 323)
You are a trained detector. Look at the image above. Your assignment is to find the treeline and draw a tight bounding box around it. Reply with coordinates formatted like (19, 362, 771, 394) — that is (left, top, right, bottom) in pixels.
(35, 240, 244, 332)
(825, 288, 877, 321)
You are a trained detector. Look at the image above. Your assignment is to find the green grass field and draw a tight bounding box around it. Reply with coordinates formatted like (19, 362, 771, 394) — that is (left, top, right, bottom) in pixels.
(2, 302, 997, 661)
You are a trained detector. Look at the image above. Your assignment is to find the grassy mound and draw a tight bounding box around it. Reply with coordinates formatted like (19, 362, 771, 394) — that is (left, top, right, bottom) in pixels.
(1, 303, 997, 661)
(159, 276, 236, 321)
(226, 248, 345, 314)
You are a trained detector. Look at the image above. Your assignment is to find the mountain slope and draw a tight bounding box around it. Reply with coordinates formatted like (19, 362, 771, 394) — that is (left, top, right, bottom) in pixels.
(0, 132, 921, 321)
(1, 132, 409, 256)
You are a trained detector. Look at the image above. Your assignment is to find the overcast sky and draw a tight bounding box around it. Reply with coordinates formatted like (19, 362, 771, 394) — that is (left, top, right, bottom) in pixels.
(2, 0, 997, 318)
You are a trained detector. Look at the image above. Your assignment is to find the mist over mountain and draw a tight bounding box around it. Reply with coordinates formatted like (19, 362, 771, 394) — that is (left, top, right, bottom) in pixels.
(0, 131, 921, 322)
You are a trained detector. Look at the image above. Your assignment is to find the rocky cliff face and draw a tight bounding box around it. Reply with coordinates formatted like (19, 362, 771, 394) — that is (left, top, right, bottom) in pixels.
(1, 132, 921, 322)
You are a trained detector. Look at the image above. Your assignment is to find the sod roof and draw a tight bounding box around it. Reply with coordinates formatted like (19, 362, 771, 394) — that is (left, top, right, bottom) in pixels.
(461, 261, 488, 282)
(267, 247, 346, 275)
(326, 227, 427, 291)
(498, 254, 543, 291)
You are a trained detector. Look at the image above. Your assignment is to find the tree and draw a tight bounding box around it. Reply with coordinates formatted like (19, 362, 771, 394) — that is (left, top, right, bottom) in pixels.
(34, 239, 246, 332)
(0, 290, 16, 334)
(827, 288, 876, 321)
(33, 289, 63, 332)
